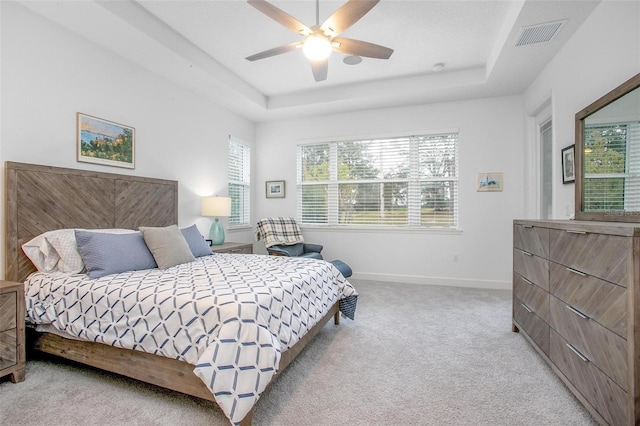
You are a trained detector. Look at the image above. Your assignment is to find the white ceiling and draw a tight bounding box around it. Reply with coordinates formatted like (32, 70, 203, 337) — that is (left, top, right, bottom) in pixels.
(19, 0, 600, 122)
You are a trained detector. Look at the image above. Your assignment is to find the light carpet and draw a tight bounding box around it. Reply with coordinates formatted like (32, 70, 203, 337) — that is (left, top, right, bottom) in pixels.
(0, 279, 597, 425)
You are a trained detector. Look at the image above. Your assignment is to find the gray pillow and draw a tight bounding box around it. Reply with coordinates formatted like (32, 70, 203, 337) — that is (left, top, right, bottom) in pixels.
(181, 225, 213, 257)
(139, 225, 195, 269)
(74, 230, 157, 279)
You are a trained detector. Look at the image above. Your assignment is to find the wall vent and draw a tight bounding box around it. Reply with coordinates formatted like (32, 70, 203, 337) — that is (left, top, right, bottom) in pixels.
(515, 20, 566, 47)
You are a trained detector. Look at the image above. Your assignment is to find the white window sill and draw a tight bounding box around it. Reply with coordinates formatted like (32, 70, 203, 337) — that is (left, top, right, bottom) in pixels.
(299, 225, 463, 235)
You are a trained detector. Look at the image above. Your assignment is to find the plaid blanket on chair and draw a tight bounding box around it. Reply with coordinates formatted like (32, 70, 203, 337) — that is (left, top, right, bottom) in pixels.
(255, 217, 305, 248)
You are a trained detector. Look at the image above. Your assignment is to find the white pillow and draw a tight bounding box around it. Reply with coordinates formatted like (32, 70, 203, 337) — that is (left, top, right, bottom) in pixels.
(22, 228, 136, 273)
(22, 232, 61, 272)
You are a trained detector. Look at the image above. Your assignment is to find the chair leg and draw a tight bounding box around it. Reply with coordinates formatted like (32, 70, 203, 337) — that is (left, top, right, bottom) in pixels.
(334, 310, 340, 325)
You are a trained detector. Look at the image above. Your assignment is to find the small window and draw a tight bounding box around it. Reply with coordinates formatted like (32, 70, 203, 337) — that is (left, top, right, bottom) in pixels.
(583, 122, 640, 211)
(228, 137, 250, 227)
(297, 133, 459, 229)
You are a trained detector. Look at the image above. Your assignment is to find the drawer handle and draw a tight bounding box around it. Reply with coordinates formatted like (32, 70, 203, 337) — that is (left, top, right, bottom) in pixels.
(522, 277, 534, 285)
(521, 303, 533, 313)
(521, 251, 534, 256)
(566, 230, 587, 235)
(522, 225, 533, 229)
(565, 304, 589, 320)
(565, 267, 587, 277)
(566, 343, 589, 362)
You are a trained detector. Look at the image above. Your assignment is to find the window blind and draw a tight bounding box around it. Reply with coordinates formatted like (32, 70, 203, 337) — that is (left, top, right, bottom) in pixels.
(228, 137, 250, 227)
(297, 133, 458, 228)
(583, 122, 640, 212)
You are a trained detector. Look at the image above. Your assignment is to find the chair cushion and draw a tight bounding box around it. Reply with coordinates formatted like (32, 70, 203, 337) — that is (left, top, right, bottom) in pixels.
(272, 243, 305, 257)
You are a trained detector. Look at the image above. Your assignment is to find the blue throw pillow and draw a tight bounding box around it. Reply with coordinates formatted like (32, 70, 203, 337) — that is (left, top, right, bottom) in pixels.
(75, 230, 157, 279)
(181, 225, 213, 257)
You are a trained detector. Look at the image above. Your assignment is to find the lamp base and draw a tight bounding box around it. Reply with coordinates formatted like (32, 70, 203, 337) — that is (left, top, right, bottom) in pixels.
(209, 218, 225, 245)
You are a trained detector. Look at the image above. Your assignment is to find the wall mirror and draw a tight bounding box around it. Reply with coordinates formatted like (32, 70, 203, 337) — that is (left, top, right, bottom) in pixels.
(575, 73, 640, 222)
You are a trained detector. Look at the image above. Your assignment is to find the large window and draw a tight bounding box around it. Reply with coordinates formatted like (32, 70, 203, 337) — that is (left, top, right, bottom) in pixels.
(583, 122, 640, 212)
(228, 137, 250, 227)
(297, 133, 459, 228)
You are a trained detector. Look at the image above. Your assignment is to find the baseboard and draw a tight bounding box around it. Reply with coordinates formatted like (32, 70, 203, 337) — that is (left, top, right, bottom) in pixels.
(350, 272, 511, 290)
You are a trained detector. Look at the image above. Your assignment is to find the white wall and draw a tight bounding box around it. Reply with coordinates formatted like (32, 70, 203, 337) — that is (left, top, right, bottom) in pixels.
(255, 96, 524, 289)
(0, 2, 256, 279)
(523, 0, 640, 219)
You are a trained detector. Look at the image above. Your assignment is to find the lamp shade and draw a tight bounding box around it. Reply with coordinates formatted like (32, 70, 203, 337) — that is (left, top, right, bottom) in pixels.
(201, 196, 231, 217)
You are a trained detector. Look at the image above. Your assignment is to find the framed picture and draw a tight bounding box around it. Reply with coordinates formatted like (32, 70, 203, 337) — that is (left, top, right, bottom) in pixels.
(561, 144, 575, 184)
(77, 113, 135, 169)
(477, 172, 503, 192)
(266, 180, 285, 198)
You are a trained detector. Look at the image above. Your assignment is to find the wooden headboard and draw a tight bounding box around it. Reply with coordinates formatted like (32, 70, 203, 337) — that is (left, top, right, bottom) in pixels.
(5, 162, 178, 283)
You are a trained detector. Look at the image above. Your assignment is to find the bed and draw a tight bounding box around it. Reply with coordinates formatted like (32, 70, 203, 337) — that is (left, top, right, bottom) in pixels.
(4, 161, 357, 425)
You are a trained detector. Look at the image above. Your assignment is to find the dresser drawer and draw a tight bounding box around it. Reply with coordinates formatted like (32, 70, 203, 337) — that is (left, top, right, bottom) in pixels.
(549, 295, 627, 390)
(212, 243, 253, 254)
(514, 297, 549, 354)
(550, 262, 626, 338)
(0, 293, 17, 332)
(513, 249, 549, 291)
(550, 329, 627, 426)
(221, 246, 252, 254)
(514, 224, 549, 258)
(513, 273, 549, 322)
(0, 329, 17, 370)
(549, 229, 632, 287)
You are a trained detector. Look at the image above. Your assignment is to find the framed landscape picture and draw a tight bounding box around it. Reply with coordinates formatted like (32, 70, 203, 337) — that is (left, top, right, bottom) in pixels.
(476, 172, 503, 192)
(77, 113, 135, 169)
(266, 180, 285, 198)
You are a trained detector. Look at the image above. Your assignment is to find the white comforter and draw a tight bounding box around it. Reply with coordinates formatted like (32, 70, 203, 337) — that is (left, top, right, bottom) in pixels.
(24, 253, 357, 424)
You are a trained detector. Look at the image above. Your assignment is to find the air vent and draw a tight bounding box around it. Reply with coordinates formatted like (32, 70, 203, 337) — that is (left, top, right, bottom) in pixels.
(515, 20, 566, 47)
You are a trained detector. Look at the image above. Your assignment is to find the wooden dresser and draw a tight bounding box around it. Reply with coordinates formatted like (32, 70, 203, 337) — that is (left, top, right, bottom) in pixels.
(0, 280, 25, 383)
(513, 219, 640, 425)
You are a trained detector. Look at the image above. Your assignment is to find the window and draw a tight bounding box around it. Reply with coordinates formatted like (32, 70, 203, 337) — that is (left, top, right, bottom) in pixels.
(540, 120, 553, 219)
(297, 133, 459, 228)
(583, 122, 640, 212)
(228, 137, 250, 227)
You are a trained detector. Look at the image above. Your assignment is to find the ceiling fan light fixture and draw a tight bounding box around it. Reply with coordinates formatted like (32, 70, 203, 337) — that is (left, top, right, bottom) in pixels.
(303, 34, 332, 61)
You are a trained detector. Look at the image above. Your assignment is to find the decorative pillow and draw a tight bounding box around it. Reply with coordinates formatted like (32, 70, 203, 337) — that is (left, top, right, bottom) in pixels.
(75, 230, 157, 279)
(139, 225, 195, 269)
(22, 228, 138, 274)
(181, 225, 213, 257)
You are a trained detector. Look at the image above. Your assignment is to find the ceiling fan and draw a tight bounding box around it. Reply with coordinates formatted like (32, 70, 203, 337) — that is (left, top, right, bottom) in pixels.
(245, 0, 394, 82)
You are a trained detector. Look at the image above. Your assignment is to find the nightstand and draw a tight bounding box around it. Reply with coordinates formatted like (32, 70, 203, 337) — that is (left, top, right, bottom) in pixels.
(0, 280, 25, 383)
(211, 242, 253, 254)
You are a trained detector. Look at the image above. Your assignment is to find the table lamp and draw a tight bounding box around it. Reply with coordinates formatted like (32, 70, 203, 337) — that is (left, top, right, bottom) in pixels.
(201, 196, 231, 245)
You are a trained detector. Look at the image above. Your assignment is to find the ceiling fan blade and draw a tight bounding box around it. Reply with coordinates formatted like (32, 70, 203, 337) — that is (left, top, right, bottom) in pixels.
(320, 0, 380, 36)
(311, 59, 328, 82)
(246, 42, 302, 61)
(333, 37, 393, 59)
(247, 0, 311, 35)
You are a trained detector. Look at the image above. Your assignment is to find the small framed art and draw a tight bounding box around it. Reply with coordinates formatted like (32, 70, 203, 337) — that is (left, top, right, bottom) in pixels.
(561, 144, 575, 184)
(266, 180, 285, 198)
(77, 112, 135, 169)
(477, 172, 503, 192)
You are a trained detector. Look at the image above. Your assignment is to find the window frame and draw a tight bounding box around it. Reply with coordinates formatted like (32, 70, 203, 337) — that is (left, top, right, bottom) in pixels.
(297, 131, 460, 231)
(583, 121, 639, 212)
(228, 136, 251, 229)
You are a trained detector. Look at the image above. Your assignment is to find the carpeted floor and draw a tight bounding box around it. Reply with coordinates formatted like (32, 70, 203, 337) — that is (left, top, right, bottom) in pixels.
(0, 279, 597, 425)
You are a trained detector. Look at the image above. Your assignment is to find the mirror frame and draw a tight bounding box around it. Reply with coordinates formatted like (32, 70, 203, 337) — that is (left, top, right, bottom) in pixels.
(575, 73, 640, 222)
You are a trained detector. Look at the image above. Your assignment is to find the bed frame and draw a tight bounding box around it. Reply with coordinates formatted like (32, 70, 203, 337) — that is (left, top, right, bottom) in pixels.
(4, 161, 339, 425)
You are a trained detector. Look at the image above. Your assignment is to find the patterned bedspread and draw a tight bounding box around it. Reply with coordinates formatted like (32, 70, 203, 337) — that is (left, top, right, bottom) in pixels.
(24, 253, 358, 424)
